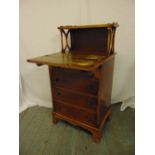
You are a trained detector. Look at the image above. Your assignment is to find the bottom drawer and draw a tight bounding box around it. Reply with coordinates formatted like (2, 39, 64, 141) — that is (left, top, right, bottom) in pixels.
(54, 101, 97, 127)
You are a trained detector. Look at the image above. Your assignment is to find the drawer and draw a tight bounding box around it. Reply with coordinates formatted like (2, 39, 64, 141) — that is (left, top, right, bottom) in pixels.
(50, 67, 99, 95)
(53, 87, 97, 111)
(54, 101, 97, 126)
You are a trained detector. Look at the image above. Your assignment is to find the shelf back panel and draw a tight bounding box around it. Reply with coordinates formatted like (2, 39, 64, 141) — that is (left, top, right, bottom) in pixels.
(70, 28, 108, 54)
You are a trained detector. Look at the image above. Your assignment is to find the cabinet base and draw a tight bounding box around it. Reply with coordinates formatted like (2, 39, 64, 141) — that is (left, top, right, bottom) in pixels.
(52, 108, 111, 143)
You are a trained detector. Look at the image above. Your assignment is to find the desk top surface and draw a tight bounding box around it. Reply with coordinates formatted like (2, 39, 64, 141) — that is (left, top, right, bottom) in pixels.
(28, 52, 112, 71)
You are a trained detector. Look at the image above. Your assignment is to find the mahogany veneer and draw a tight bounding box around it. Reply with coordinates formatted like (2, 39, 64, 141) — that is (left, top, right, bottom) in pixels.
(27, 23, 118, 143)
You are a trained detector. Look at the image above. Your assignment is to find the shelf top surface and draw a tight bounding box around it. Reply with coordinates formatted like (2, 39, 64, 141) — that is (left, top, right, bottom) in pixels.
(27, 52, 111, 71)
(58, 23, 119, 30)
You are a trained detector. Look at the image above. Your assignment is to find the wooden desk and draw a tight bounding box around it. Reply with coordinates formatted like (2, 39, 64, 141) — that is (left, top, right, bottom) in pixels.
(28, 23, 118, 143)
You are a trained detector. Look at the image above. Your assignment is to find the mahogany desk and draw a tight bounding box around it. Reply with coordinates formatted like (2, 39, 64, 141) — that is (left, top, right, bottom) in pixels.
(28, 23, 118, 143)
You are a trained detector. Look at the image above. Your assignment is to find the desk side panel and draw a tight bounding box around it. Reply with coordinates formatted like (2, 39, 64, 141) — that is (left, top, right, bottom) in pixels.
(97, 55, 115, 125)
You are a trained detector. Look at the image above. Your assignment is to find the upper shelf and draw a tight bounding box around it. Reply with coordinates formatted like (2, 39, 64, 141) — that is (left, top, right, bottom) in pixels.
(58, 23, 119, 30)
(58, 23, 119, 55)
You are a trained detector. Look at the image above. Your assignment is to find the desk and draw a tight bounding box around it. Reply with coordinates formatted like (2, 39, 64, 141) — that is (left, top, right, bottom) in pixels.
(28, 23, 118, 143)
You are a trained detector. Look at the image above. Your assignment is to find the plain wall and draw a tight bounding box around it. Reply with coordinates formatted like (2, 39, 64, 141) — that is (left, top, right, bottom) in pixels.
(19, 0, 135, 110)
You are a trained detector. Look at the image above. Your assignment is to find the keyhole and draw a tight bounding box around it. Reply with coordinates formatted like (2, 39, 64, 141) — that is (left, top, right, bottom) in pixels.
(57, 92, 61, 96)
(55, 78, 60, 82)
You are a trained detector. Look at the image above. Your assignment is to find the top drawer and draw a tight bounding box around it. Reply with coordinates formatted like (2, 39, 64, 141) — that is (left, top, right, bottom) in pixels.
(50, 67, 99, 96)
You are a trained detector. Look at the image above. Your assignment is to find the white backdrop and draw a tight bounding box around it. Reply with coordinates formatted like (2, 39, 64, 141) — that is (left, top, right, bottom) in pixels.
(19, 0, 135, 112)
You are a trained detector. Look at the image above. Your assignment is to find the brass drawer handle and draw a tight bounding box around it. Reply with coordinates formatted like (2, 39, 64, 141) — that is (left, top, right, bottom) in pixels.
(56, 92, 61, 96)
(86, 100, 96, 109)
(87, 100, 94, 106)
(86, 84, 95, 90)
(86, 117, 93, 123)
(55, 78, 60, 82)
(86, 81, 98, 93)
(88, 72, 94, 78)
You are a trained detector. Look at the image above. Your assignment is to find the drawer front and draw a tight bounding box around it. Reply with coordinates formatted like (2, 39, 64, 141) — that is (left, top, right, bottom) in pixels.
(54, 101, 97, 126)
(53, 87, 97, 111)
(50, 67, 99, 95)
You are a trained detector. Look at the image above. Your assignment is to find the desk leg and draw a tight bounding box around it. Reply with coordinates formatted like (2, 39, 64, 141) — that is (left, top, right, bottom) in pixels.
(52, 113, 58, 124)
(91, 130, 101, 143)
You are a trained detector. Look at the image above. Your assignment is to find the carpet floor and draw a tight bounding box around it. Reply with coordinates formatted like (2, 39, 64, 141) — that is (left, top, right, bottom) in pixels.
(19, 103, 135, 155)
